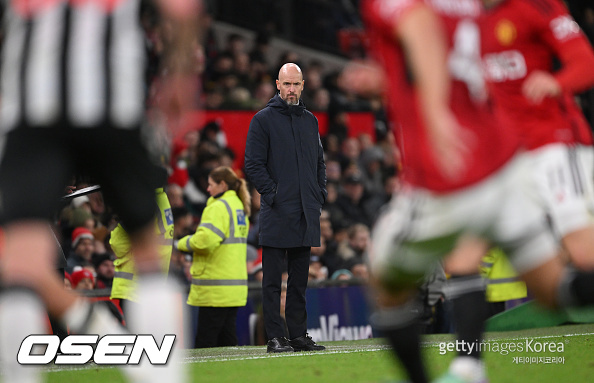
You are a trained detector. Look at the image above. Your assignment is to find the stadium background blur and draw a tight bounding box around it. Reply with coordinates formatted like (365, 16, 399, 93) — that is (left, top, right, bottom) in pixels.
(7, 0, 593, 347)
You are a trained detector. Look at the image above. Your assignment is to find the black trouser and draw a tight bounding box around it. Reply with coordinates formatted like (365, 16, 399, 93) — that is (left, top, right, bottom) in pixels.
(262, 246, 310, 340)
(195, 307, 239, 348)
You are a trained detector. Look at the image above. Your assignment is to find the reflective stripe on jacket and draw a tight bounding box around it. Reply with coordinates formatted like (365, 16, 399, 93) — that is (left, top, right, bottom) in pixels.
(480, 248, 527, 302)
(177, 190, 249, 307)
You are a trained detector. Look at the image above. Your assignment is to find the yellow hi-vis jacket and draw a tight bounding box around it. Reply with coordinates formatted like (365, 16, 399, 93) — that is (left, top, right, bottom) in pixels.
(177, 190, 249, 307)
(480, 248, 527, 302)
(110, 188, 174, 302)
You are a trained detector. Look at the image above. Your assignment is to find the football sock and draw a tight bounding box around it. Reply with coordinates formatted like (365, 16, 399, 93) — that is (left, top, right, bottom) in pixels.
(371, 301, 428, 383)
(0, 287, 45, 383)
(449, 275, 488, 359)
(384, 322, 429, 383)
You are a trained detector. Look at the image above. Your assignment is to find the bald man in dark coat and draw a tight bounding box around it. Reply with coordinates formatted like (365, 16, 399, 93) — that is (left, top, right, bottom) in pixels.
(245, 63, 327, 353)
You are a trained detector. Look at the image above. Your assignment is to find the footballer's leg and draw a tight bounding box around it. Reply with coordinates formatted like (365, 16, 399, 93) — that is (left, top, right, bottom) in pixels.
(370, 279, 430, 383)
(436, 238, 490, 383)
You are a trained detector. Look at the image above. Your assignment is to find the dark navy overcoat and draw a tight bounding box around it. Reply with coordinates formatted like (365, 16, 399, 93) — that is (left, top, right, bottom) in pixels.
(244, 94, 327, 248)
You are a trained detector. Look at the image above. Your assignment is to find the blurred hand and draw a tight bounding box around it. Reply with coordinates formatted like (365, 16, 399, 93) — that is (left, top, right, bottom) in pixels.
(426, 109, 476, 182)
(156, 73, 197, 123)
(342, 61, 386, 97)
(522, 70, 561, 104)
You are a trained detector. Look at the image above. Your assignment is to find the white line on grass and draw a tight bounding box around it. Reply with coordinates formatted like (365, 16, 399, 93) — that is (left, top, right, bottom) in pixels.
(183, 346, 391, 363)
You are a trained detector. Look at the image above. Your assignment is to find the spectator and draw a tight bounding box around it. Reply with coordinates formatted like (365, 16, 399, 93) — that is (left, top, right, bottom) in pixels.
(221, 33, 247, 59)
(360, 146, 385, 196)
(253, 81, 277, 110)
(319, 210, 342, 277)
(172, 206, 195, 239)
(234, 52, 256, 91)
(337, 223, 370, 265)
(310, 88, 331, 111)
(308, 254, 328, 282)
(167, 183, 186, 208)
(337, 137, 362, 171)
(247, 186, 262, 248)
(334, 174, 375, 228)
(70, 269, 95, 291)
(331, 269, 353, 281)
(66, 227, 96, 274)
(249, 31, 272, 65)
(92, 253, 115, 290)
(325, 159, 342, 184)
(200, 120, 228, 148)
(71, 196, 92, 214)
(348, 259, 370, 282)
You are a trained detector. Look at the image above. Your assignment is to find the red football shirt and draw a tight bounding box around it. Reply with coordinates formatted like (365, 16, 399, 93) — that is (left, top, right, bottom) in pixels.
(362, 0, 518, 193)
(480, 0, 594, 149)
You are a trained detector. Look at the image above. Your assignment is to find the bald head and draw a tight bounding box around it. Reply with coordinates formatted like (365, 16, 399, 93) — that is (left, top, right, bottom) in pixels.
(276, 63, 304, 105)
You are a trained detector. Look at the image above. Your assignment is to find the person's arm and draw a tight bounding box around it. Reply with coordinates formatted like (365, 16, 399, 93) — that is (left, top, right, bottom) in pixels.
(397, 6, 472, 181)
(244, 117, 277, 205)
(154, 0, 201, 123)
(177, 204, 226, 256)
(110, 224, 132, 260)
(523, 12, 594, 102)
(342, 60, 386, 97)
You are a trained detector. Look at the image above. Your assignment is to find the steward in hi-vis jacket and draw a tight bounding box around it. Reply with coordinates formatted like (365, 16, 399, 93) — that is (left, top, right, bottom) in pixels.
(177, 166, 251, 348)
(110, 188, 174, 305)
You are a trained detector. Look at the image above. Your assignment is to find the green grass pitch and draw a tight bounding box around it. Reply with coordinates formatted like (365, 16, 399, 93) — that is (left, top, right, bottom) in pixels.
(45, 324, 594, 383)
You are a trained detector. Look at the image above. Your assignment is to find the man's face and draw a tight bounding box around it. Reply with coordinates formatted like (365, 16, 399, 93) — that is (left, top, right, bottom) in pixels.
(75, 238, 95, 261)
(75, 278, 94, 290)
(276, 69, 304, 105)
(97, 260, 115, 279)
(350, 229, 370, 252)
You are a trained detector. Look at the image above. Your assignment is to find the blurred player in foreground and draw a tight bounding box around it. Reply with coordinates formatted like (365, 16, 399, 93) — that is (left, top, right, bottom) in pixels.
(0, 1, 199, 382)
(345, 0, 594, 382)
(440, 0, 594, 381)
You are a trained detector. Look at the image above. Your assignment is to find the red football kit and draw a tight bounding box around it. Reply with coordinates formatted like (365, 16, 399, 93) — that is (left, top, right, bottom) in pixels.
(480, 0, 594, 149)
(362, 0, 518, 193)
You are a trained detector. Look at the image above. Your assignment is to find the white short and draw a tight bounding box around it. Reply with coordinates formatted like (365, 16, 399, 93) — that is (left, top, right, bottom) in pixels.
(371, 153, 557, 287)
(529, 143, 594, 237)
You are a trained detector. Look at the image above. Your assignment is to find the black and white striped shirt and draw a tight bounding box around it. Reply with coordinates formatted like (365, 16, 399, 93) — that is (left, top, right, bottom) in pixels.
(1, 0, 147, 132)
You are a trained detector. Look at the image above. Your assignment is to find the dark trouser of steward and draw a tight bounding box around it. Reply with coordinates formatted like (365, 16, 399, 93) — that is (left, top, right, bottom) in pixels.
(195, 307, 239, 348)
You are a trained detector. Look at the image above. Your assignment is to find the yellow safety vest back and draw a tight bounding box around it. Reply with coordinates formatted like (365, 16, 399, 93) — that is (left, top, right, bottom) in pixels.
(177, 190, 249, 307)
(110, 188, 174, 301)
(480, 248, 527, 302)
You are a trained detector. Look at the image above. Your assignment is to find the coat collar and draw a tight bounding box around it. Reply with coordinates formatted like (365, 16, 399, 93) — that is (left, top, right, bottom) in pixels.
(267, 93, 306, 116)
(207, 190, 237, 206)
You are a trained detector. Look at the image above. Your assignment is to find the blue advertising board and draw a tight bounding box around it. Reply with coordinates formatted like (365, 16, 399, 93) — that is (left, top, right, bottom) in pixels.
(233, 284, 374, 346)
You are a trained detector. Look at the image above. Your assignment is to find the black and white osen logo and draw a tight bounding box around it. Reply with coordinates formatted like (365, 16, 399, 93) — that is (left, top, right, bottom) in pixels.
(18, 334, 176, 365)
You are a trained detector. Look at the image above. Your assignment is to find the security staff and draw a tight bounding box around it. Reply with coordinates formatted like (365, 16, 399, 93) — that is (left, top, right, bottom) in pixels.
(480, 248, 527, 315)
(110, 187, 174, 313)
(177, 166, 251, 348)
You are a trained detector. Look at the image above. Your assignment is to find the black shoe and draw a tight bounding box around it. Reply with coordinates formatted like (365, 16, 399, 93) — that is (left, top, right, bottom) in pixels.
(289, 333, 325, 351)
(266, 337, 294, 353)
